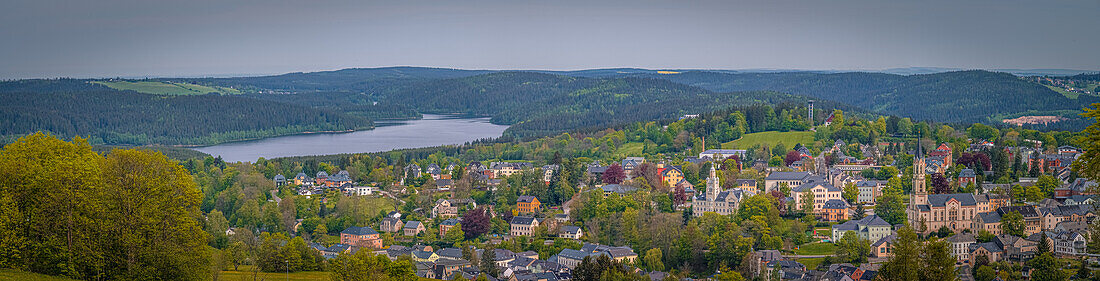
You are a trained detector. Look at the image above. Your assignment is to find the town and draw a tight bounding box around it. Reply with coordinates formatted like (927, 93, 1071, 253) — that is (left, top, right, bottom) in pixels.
(233, 107, 1100, 281)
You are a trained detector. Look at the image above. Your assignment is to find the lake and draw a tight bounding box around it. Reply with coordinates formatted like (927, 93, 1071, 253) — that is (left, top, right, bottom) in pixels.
(194, 114, 508, 162)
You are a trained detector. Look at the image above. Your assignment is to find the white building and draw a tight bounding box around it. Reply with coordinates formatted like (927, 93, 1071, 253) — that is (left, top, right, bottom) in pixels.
(692, 165, 753, 217)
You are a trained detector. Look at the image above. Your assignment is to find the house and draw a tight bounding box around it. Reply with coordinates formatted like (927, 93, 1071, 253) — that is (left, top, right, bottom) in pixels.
(293, 172, 312, 186)
(1055, 179, 1098, 199)
(433, 199, 459, 218)
(1063, 195, 1097, 206)
(433, 259, 471, 279)
(621, 157, 645, 177)
(435, 179, 454, 189)
(1050, 231, 1087, 257)
(411, 245, 440, 262)
(341, 226, 383, 249)
(871, 234, 897, 258)
(404, 221, 425, 236)
(517, 196, 541, 214)
(381, 217, 404, 233)
(821, 199, 849, 221)
(764, 171, 812, 193)
(274, 174, 286, 186)
(945, 233, 976, 263)
(352, 186, 374, 196)
(855, 180, 883, 204)
(510, 216, 539, 236)
(489, 162, 533, 178)
(559, 225, 583, 239)
(324, 243, 352, 256)
(405, 164, 422, 179)
(426, 164, 443, 180)
(555, 243, 638, 269)
(1038, 204, 1095, 230)
(958, 169, 977, 187)
(596, 184, 639, 196)
(439, 218, 460, 237)
(541, 165, 559, 183)
(657, 164, 684, 187)
(315, 171, 329, 186)
(830, 215, 892, 242)
(735, 179, 758, 194)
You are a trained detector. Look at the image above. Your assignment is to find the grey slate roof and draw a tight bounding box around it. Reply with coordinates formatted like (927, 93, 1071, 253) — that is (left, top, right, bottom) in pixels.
(404, 221, 422, 229)
(926, 193, 982, 207)
(511, 216, 537, 225)
(823, 199, 849, 209)
(341, 226, 378, 236)
(766, 171, 812, 181)
(978, 212, 1002, 223)
(517, 195, 539, 203)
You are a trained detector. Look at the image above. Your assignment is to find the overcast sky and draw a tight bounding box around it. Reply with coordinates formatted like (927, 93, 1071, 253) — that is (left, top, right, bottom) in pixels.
(1, 0, 1098, 79)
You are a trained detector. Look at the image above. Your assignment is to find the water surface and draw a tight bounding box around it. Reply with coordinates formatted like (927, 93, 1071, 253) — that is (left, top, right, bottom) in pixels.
(194, 114, 507, 162)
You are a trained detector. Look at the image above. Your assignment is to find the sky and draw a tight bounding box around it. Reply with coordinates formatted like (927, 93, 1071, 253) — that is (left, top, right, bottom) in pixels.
(1, 0, 1098, 79)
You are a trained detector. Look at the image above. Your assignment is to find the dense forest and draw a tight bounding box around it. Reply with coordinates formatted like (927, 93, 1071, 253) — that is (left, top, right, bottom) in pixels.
(645, 70, 1100, 124)
(0, 80, 372, 145)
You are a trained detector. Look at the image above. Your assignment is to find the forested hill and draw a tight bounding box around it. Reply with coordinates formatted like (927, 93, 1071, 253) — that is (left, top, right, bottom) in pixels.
(0, 80, 372, 145)
(643, 70, 1100, 123)
(188, 66, 492, 93)
(372, 72, 851, 137)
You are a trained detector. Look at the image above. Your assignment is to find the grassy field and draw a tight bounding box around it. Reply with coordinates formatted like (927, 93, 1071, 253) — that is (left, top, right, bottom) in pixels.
(722, 131, 815, 150)
(795, 242, 836, 255)
(0, 269, 78, 281)
(221, 266, 330, 281)
(1043, 84, 1080, 99)
(93, 81, 242, 95)
(616, 142, 644, 155)
(797, 257, 826, 270)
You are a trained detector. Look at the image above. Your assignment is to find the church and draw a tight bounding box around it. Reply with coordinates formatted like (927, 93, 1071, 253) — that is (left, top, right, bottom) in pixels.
(906, 147, 1000, 234)
(693, 165, 754, 217)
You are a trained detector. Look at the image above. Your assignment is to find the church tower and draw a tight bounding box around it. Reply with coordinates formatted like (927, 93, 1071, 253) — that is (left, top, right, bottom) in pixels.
(911, 137, 928, 206)
(706, 164, 721, 201)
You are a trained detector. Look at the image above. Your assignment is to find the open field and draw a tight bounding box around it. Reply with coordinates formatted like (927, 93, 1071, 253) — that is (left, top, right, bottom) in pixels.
(616, 142, 645, 155)
(221, 266, 330, 281)
(795, 242, 836, 255)
(722, 131, 815, 149)
(0, 269, 78, 281)
(93, 81, 242, 95)
(797, 257, 826, 270)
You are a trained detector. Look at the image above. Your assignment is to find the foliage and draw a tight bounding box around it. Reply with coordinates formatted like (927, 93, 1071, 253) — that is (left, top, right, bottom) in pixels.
(1000, 211, 1026, 237)
(462, 207, 491, 240)
(328, 251, 416, 281)
(0, 133, 211, 280)
(834, 232, 870, 264)
(1073, 103, 1100, 181)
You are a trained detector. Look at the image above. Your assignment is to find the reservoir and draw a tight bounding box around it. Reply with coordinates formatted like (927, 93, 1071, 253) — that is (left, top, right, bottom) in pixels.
(194, 114, 508, 162)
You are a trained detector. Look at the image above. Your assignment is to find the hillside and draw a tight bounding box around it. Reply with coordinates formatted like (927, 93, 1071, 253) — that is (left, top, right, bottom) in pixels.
(0, 80, 372, 145)
(644, 70, 1100, 124)
(372, 72, 851, 137)
(190, 66, 492, 93)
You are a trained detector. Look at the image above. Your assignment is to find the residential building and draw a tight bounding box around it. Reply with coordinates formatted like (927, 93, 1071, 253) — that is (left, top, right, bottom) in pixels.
(945, 233, 976, 263)
(510, 216, 539, 236)
(699, 149, 747, 160)
(489, 162, 533, 178)
(517, 196, 541, 214)
(871, 234, 897, 258)
(657, 164, 684, 187)
(432, 199, 458, 218)
(821, 199, 849, 221)
(341, 226, 383, 249)
(404, 221, 425, 236)
(735, 179, 758, 194)
(764, 171, 812, 193)
(559, 225, 583, 239)
(789, 178, 843, 215)
(855, 180, 883, 204)
(274, 174, 286, 186)
(381, 217, 404, 233)
(439, 218, 460, 237)
(830, 215, 892, 242)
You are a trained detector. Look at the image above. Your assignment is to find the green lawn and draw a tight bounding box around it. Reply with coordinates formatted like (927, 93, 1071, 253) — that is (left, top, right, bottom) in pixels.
(0, 269, 78, 281)
(1043, 84, 1080, 99)
(797, 257, 826, 270)
(795, 242, 836, 255)
(722, 131, 815, 150)
(616, 142, 645, 155)
(221, 266, 330, 281)
(93, 81, 242, 95)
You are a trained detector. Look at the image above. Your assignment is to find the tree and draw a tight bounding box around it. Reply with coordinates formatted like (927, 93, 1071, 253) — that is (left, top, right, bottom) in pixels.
(1001, 211, 1026, 237)
(879, 226, 920, 281)
(1037, 231, 1051, 254)
(445, 223, 466, 244)
(875, 178, 907, 225)
(801, 190, 815, 214)
(920, 239, 955, 281)
(929, 173, 950, 194)
(842, 183, 858, 204)
(480, 245, 499, 277)
(835, 232, 870, 264)
(975, 265, 995, 281)
(784, 151, 801, 166)
(462, 207, 491, 240)
(1035, 175, 1060, 197)
(644, 248, 665, 272)
(738, 194, 778, 223)
(1078, 258, 1091, 280)
(227, 241, 249, 271)
(329, 251, 417, 281)
(1072, 103, 1100, 181)
(714, 265, 745, 281)
(1028, 253, 1067, 281)
(853, 204, 865, 220)
(602, 163, 626, 184)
